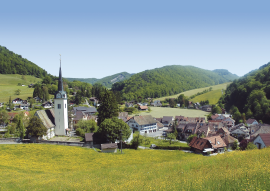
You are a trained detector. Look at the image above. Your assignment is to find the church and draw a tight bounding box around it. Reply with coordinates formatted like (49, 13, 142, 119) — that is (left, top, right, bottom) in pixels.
(34, 59, 69, 139)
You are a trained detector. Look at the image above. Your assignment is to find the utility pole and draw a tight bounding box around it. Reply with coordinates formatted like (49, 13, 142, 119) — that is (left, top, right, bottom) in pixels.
(119, 130, 123, 154)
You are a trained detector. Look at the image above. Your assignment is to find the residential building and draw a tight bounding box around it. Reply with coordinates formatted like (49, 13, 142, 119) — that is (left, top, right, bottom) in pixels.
(35, 109, 55, 140)
(253, 133, 270, 149)
(127, 115, 157, 134)
(246, 118, 259, 127)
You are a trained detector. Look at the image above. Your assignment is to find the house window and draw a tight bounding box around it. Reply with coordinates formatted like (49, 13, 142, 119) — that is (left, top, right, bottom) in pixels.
(58, 104, 61, 109)
(65, 104, 66, 108)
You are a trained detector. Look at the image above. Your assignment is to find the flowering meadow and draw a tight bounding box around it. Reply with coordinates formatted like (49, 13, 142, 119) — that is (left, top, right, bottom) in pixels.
(0, 144, 269, 190)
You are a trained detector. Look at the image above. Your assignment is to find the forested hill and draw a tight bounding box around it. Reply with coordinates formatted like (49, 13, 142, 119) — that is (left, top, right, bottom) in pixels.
(66, 72, 133, 88)
(112, 65, 238, 100)
(0, 45, 49, 78)
(218, 62, 270, 123)
(212, 69, 238, 81)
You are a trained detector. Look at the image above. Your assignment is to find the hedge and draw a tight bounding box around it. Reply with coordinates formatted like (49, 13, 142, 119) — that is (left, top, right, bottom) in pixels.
(153, 145, 190, 150)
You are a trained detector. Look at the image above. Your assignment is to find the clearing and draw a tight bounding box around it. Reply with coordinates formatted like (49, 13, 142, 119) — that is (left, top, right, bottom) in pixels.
(154, 82, 230, 101)
(0, 74, 42, 102)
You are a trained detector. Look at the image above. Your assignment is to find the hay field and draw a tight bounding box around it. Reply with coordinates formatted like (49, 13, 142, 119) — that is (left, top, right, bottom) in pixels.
(0, 144, 269, 190)
(190, 89, 223, 105)
(0, 74, 42, 102)
(155, 82, 230, 101)
(133, 107, 209, 118)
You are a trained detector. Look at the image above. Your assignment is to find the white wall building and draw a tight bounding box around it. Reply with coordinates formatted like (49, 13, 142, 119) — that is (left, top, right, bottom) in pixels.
(127, 115, 157, 134)
(54, 62, 68, 136)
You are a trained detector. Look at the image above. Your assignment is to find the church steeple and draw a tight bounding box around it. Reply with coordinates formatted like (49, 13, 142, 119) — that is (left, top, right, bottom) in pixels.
(58, 55, 64, 91)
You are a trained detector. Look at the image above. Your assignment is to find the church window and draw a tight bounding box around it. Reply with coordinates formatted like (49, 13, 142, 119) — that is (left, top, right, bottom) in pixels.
(65, 104, 66, 108)
(58, 104, 61, 109)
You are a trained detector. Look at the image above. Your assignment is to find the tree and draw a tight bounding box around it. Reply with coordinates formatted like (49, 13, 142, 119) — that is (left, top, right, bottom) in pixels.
(26, 116, 47, 138)
(97, 89, 119, 126)
(246, 142, 258, 150)
(142, 133, 150, 149)
(232, 140, 239, 150)
(169, 99, 176, 108)
(15, 89, 21, 95)
(42, 76, 52, 85)
(42, 86, 50, 102)
(75, 119, 98, 138)
(98, 117, 131, 143)
(131, 133, 141, 149)
(33, 84, 43, 99)
(212, 106, 222, 114)
(239, 139, 249, 150)
(17, 118, 26, 139)
(0, 110, 9, 126)
(167, 133, 176, 144)
(187, 134, 197, 144)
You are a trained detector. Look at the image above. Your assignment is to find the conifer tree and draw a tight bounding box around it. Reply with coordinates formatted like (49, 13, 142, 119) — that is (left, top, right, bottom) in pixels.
(17, 118, 26, 139)
(97, 90, 119, 126)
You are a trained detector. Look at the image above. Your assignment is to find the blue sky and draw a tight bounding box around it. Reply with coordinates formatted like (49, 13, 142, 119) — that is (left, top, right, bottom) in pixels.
(1, 0, 270, 78)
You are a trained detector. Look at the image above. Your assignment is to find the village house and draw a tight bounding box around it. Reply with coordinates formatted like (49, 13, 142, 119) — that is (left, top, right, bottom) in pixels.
(249, 124, 270, 140)
(139, 105, 148, 111)
(42, 101, 53, 108)
(246, 118, 259, 127)
(0, 102, 4, 107)
(216, 127, 238, 149)
(201, 105, 212, 112)
(253, 133, 270, 149)
(162, 116, 174, 127)
(151, 100, 162, 107)
(189, 135, 227, 154)
(12, 98, 25, 104)
(229, 123, 249, 139)
(127, 115, 157, 134)
(125, 102, 133, 108)
(89, 97, 99, 106)
(72, 107, 97, 116)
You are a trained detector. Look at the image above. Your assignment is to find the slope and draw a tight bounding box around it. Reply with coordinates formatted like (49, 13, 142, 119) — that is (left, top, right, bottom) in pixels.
(0, 144, 269, 190)
(112, 65, 238, 100)
(219, 62, 270, 123)
(0, 74, 42, 102)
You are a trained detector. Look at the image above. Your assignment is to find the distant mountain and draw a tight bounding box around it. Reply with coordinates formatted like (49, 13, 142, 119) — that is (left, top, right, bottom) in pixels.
(0, 45, 49, 78)
(66, 72, 134, 88)
(212, 69, 239, 81)
(112, 65, 238, 100)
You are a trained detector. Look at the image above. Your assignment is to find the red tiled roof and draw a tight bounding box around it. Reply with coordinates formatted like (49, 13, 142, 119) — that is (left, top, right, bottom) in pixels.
(189, 137, 211, 151)
(140, 106, 148, 110)
(258, 133, 270, 147)
(204, 136, 227, 149)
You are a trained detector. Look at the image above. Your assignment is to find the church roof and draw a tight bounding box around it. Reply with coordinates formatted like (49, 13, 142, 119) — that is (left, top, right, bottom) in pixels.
(35, 109, 55, 129)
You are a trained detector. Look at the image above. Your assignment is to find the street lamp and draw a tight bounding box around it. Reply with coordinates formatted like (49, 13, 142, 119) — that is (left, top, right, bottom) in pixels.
(119, 130, 123, 154)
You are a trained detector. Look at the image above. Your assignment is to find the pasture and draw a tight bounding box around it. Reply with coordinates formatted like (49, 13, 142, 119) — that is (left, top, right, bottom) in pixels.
(134, 107, 209, 118)
(154, 82, 230, 101)
(0, 144, 269, 190)
(190, 89, 223, 105)
(0, 74, 42, 102)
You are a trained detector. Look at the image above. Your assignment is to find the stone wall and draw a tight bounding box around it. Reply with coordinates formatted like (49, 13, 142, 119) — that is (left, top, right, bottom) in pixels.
(0, 138, 20, 143)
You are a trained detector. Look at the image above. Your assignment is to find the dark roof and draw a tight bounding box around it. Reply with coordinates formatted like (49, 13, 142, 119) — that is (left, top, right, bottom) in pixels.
(133, 115, 157, 125)
(250, 124, 270, 137)
(85, 133, 94, 142)
(162, 116, 173, 123)
(257, 133, 270, 147)
(155, 118, 162, 123)
(73, 107, 97, 113)
(35, 109, 55, 129)
(156, 121, 164, 128)
(189, 137, 210, 151)
(246, 118, 257, 124)
(101, 143, 118, 150)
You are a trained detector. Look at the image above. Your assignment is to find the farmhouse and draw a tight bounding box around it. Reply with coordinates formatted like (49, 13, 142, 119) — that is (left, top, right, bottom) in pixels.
(127, 115, 157, 134)
(34, 109, 55, 140)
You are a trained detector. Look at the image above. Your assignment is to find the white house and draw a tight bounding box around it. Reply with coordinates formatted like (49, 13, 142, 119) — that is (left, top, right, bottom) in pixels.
(229, 123, 249, 138)
(127, 115, 157, 134)
(253, 133, 270, 149)
(35, 109, 55, 140)
(246, 118, 259, 127)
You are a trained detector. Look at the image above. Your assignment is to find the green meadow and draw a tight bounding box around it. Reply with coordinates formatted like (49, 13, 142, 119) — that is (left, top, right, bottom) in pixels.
(0, 144, 269, 190)
(0, 74, 42, 102)
(155, 82, 230, 102)
(133, 107, 209, 118)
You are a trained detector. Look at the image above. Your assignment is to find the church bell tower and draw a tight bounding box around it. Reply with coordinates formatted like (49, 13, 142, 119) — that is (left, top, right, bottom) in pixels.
(54, 56, 68, 135)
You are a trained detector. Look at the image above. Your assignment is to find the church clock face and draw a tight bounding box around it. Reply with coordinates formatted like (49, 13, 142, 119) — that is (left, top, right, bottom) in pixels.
(56, 93, 61, 98)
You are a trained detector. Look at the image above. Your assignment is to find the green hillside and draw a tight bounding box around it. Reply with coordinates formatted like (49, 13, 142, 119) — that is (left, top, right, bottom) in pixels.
(0, 144, 269, 190)
(212, 69, 239, 81)
(0, 45, 49, 78)
(112, 65, 237, 100)
(0, 74, 42, 102)
(66, 72, 133, 88)
(219, 62, 270, 123)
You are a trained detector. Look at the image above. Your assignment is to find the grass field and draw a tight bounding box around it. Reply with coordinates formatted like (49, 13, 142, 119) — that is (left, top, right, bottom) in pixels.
(190, 89, 223, 105)
(133, 107, 209, 118)
(0, 144, 269, 190)
(0, 74, 42, 102)
(154, 82, 230, 101)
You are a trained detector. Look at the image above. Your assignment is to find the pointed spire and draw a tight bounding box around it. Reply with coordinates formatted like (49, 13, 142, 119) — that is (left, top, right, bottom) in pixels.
(58, 54, 63, 91)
